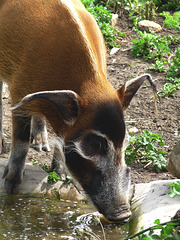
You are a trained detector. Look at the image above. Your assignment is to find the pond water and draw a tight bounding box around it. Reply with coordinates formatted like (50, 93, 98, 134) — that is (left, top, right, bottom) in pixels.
(0, 194, 134, 240)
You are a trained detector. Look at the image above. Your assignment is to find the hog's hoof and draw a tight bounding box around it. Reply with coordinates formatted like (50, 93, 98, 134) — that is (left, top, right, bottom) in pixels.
(42, 143, 50, 152)
(30, 142, 50, 152)
(30, 131, 50, 152)
(3, 166, 22, 194)
(30, 115, 50, 152)
(4, 178, 21, 194)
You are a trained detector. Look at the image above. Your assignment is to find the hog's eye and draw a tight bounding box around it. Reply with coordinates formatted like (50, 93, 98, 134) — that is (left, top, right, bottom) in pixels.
(82, 133, 108, 156)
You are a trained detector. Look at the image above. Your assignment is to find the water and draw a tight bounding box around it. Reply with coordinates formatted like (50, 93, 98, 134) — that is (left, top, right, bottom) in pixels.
(0, 194, 131, 239)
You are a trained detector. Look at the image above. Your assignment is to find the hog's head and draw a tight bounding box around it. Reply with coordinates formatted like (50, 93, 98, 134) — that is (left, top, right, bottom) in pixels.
(12, 74, 156, 222)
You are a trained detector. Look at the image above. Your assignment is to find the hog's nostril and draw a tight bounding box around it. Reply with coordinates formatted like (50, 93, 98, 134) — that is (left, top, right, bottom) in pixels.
(105, 208, 132, 223)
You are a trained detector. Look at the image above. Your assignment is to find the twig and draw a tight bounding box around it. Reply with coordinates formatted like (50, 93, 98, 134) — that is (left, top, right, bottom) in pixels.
(144, 160, 152, 168)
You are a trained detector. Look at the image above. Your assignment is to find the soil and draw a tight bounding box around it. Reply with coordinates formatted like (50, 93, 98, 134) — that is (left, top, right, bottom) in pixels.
(1, 9, 179, 185)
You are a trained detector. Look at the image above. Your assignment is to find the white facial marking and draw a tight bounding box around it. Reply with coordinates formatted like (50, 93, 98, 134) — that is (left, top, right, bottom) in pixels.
(121, 129, 129, 167)
(72, 131, 116, 172)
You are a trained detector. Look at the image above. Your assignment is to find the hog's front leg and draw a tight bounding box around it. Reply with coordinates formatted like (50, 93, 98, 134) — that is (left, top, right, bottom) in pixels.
(30, 115, 50, 152)
(3, 113, 31, 194)
(51, 142, 67, 177)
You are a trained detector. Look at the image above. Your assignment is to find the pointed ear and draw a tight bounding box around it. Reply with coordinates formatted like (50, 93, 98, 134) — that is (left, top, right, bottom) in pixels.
(11, 90, 83, 125)
(118, 74, 157, 110)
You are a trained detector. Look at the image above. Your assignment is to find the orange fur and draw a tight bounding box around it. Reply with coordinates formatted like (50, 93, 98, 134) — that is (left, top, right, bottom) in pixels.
(0, 0, 120, 136)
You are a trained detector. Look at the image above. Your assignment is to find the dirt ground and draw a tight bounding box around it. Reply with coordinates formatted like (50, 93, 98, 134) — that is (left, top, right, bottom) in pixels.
(1, 9, 179, 185)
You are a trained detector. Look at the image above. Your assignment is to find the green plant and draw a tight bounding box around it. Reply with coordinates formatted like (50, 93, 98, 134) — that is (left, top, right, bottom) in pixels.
(40, 163, 73, 185)
(75, 226, 101, 240)
(32, 161, 38, 165)
(48, 171, 61, 184)
(160, 11, 180, 34)
(74, 214, 105, 240)
(94, 0, 140, 12)
(81, 0, 121, 47)
(127, 218, 180, 240)
(138, 1, 156, 21)
(131, 31, 171, 61)
(152, 0, 180, 12)
(41, 163, 51, 173)
(168, 181, 180, 198)
(168, 46, 180, 79)
(146, 59, 168, 72)
(94, 0, 122, 12)
(167, 77, 180, 84)
(129, 1, 156, 26)
(125, 130, 167, 171)
(158, 82, 180, 98)
(166, 35, 180, 45)
(158, 46, 180, 98)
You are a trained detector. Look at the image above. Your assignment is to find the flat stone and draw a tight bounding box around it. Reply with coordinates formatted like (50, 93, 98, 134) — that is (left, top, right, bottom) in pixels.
(0, 158, 86, 200)
(138, 20, 162, 33)
(167, 141, 180, 178)
(0, 158, 48, 194)
(130, 179, 180, 233)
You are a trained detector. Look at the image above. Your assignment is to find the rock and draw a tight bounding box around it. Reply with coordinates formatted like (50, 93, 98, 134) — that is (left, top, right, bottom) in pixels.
(110, 47, 120, 55)
(111, 14, 118, 27)
(49, 181, 86, 201)
(130, 179, 180, 234)
(167, 141, 180, 178)
(138, 20, 162, 33)
(128, 126, 138, 133)
(0, 158, 86, 201)
(0, 158, 49, 194)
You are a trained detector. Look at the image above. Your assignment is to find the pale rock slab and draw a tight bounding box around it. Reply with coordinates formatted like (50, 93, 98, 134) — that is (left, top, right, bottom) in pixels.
(130, 179, 180, 234)
(138, 20, 162, 33)
(0, 158, 86, 201)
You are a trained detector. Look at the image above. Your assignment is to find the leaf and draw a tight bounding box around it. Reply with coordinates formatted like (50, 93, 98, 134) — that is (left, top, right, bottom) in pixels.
(154, 219, 161, 224)
(168, 181, 180, 198)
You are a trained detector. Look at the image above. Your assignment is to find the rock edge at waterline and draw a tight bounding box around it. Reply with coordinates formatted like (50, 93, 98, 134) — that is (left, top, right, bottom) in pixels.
(0, 158, 86, 201)
(0, 158, 179, 234)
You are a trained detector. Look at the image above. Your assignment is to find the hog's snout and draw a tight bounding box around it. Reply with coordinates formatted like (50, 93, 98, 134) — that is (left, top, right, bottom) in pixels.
(104, 205, 132, 222)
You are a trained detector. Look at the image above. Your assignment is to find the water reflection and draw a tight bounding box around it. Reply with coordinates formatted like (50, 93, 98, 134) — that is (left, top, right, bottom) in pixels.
(0, 194, 129, 239)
